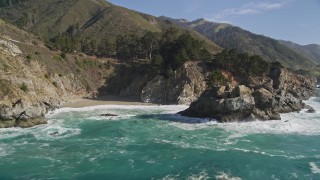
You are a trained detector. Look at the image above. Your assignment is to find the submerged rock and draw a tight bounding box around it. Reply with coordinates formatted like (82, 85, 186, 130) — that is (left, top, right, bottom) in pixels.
(307, 108, 316, 113)
(100, 113, 118, 117)
(50, 131, 59, 135)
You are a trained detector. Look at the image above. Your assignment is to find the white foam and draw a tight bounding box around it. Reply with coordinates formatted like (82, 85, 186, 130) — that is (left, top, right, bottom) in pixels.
(304, 97, 320, 111)
(31, 125, 81, 141)
(0, 143, 14, 157)
(310, 162, 320, 174)
(216, 117, 320, 137)
(214, 96, 320, 136)
(47, 105, 188, 117)
(187, 170, 210, 180)
(231, 148, 299, 159)
(86, 114, 136, 121)
(41, 97, 320, 139)
(0, 118, 80, 142)
(216, 172, 242, 180)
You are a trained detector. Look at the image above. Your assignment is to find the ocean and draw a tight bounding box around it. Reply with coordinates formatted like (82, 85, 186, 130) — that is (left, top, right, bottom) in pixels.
(1, 98, 320, 179)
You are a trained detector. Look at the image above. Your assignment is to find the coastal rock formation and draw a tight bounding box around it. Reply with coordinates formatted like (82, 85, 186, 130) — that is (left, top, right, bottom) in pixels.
(0, 45, 88, 128)
(180, 67, 317, 122)
(0, 26, 102, 128)
(141, 61, 207, 104)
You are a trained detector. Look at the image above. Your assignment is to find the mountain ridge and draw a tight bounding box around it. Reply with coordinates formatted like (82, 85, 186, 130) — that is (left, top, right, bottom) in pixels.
(0, 1, 318, 128)
(0, 0, 221, 55)
(160, 16, 320, 75)
(279, 40, 320, 65)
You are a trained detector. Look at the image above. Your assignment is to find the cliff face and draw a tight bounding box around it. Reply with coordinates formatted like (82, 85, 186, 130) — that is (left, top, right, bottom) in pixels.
(180, 67, 317, 122)
(110, 61, 207, 105)
(0, 21, 111, 128)
(140, 61, 207, 105)
(0, 39, 87, 128)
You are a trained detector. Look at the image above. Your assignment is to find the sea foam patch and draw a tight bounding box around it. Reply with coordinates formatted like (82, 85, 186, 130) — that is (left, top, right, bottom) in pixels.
(0, 143, 14, 157)
(47, 105, 188, 117)
(215, 97, 320, 136)
(310, 162, 320, 174)
(216, 172, 242, 180)
(31, 125, 81, 141)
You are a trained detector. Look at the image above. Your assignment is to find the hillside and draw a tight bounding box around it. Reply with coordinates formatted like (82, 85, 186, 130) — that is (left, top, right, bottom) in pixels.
(0, 0, 221, 55)
(0, 0, 158, 39)
(279, 40, 320, 65)
(160, 17, 319, 73)
(0, 16, 223, 128)
(0, 18, 117, 127)
(0, 1, 318, 128)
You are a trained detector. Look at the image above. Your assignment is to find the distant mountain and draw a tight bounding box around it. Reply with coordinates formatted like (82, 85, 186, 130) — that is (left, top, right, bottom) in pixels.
(0, 0, 220, 55)
(279, 40, 320, 65)
(160, 17, 318, 72)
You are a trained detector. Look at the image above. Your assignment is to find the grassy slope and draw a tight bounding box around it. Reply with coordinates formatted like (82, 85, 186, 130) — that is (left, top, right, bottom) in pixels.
(0, 0, 220, 53)
(0, 18, 115, 99)
(279, 40, 320, 65)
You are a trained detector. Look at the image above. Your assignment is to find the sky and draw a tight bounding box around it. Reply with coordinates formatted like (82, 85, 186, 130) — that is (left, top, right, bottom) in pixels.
(107, 0, 320, 45)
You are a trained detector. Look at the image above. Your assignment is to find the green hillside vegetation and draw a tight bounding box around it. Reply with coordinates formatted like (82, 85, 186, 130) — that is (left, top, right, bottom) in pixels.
(207, 49, 285, 85)
(160, 17, 320, 75)
(109, 27, 213, 77)
(0, 17, 217, 98)
(0, 0, 221, 57)
(279, 40, 320, 65)
(212, 49, 276, 76)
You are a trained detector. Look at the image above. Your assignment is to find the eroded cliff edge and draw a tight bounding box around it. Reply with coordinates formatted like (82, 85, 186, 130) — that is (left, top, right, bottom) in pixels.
(0, 21, 111, 128)
(0, 39, 88, 128)
(180, 67, 317, 122)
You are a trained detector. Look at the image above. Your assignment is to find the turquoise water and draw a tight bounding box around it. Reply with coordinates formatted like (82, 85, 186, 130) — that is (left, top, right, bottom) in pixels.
(1, 98, 320, 179)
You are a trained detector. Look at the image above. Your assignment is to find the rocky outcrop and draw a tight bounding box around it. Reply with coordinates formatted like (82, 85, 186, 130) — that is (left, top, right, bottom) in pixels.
(0, 98, 60, 128)
(0, 36, 90, 128)
(141, 61, 207, 104)
(180, 68, 317, 122)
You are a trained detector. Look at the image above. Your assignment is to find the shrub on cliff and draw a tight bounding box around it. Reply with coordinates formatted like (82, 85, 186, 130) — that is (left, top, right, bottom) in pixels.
(207, 71, 229, 87)
(212, 49, 271, 78)
(19, 83, 28, 92)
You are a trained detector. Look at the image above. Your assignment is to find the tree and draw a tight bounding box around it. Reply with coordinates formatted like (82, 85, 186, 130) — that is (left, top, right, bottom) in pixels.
(211, 49, 271, 78)
(151, 54, 164, 68)
(97, 38, 116, 57)
(116, 35, 133, 60)
(172, 48, 189, 70)
(207, 71, 229, 87)
(81, 38, 97, 55)
(141, 31, 160, 59)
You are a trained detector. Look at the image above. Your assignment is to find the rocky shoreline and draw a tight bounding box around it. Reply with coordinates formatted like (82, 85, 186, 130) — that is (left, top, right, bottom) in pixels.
(0, 99, 60, 128)
(1, 64, 317, 128)
(180, 67, 317, 122)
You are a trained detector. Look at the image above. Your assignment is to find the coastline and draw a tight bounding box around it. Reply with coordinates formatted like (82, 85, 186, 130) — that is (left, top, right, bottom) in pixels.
(62, 96, 153, 108)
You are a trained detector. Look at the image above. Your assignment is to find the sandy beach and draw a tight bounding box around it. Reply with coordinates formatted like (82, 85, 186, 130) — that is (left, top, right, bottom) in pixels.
(62, 96, 152, 108)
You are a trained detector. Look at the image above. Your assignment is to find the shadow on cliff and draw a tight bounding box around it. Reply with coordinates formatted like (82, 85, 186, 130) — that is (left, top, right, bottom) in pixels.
(95, 62, 151, 99)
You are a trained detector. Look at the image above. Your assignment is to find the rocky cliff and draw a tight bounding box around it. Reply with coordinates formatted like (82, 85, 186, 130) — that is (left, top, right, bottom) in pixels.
(141, 62, 206, 104)
(0, 38, 87, 128)
(108, 61, 207, 105)
(180, 67, 317, 122)
(0, 19, 210, 128)
(0, 21, 111, 128)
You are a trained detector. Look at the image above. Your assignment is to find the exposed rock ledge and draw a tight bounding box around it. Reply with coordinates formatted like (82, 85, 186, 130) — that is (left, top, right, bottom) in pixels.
(0, 99, 60, 128)
(0, 52, 87, 128)
(180, 68, 317, 122)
